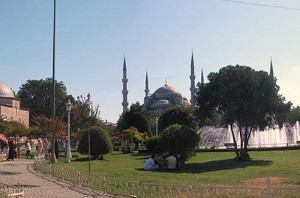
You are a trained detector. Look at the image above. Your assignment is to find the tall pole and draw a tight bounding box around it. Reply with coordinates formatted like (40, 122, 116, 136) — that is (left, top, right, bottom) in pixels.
(88, 130, 91, 174)
(66, 100, 72, 163)
(51, 0, 57, 163)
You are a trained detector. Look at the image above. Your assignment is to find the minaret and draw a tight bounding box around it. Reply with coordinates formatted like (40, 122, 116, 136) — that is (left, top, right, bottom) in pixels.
(190, 52, 196, 107)
(270, 57, 274, 79)
(201, 68, 204, 84)
(145, 71, 149, 97)
(122, 57, 129, 113)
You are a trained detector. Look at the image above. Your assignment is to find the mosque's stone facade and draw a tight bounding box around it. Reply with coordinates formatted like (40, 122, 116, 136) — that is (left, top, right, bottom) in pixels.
(0, 81, 29, 127)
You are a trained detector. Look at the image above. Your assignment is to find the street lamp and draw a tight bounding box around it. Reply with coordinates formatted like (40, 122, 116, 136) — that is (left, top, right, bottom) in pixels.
(66, 99, 72, 163)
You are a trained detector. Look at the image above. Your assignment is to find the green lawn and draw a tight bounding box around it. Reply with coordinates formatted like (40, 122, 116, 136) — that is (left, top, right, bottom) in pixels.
(54, 150, 300, 186)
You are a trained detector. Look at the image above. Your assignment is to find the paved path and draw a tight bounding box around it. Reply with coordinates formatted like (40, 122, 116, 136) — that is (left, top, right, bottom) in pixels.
(0, 159, 110, 197)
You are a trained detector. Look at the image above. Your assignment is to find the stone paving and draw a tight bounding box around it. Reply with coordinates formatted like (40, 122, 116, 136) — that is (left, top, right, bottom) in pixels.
(0, 159, 111, 198)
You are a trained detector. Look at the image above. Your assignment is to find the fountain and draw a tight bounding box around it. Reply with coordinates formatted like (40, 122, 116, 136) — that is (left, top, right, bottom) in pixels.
(199, 121, 300, 149)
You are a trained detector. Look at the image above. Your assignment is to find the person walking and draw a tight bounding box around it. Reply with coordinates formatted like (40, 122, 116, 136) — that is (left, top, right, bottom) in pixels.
(25, 140, 32, 159)
(8, 140, 16, 161)
(37, 138, 44, 155)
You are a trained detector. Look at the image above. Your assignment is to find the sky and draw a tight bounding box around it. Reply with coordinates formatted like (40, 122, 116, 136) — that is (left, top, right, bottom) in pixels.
(1, 0, 300, 123)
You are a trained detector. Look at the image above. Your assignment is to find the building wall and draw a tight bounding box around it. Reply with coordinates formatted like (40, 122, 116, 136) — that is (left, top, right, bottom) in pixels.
(0, 99, 29, 127)
(0, 97, 14, 106)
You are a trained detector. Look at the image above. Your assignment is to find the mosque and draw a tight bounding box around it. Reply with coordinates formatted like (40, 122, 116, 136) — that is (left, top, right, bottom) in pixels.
(0, 81, 29, 127)
(121, 53, 204, 115)
(122, 54, 275, 116)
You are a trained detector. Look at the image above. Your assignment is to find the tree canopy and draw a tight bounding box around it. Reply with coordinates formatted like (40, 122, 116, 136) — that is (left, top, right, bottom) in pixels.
(71, 93, 102, 135)
(17, 78, 73, 125)
(286, 106, 300, 125)
(117, 102, 151, 135)
(0, 120, 29, 138)
(31, 115, 66, 139)
(195, 65, 291, 161)
(158, 106, 197, 133)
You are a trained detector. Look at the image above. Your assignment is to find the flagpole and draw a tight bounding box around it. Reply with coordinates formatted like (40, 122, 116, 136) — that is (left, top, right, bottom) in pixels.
(51, 0, 57, 163)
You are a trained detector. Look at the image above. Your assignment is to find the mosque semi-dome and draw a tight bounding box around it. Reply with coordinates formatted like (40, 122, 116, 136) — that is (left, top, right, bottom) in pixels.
(0, 81, 14, 98)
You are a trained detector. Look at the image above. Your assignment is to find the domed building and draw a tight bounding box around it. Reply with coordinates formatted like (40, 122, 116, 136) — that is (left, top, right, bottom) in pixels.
(121, 53, 203, 115)
(0, 81, 29, 127)
(143, 82, 191, 115)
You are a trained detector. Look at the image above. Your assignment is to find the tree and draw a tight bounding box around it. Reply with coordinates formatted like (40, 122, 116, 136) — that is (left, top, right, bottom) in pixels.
(286, 106, 300, 125)
(158, 106, 198, 133)
(31, 115, 66, 139)
(17, 78, 73, 125)
(160, 124, 200, 162)
(0, 120, 29, 138)
(195, 65, 291, 161)
(122, 126, 148, 150)
(117, 102, 152, 135)
(78, 126, 113, 159)
(71, 93, 102, 136)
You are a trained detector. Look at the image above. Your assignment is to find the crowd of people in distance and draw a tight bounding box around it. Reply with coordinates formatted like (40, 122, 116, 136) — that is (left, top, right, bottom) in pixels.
(24, 138, 51, 159)
(144, 152, 183, 171)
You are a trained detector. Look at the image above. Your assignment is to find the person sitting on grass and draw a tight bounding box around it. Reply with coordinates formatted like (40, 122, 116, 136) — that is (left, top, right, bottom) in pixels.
(154, 153, 164, 168)
(165, 152, 177, 170)
(144, 154, 159, 171)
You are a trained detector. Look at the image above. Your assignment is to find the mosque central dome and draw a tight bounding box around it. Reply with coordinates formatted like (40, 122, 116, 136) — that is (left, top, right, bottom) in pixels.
(0, 81, 14, 98)
(153, 84, 180, 96)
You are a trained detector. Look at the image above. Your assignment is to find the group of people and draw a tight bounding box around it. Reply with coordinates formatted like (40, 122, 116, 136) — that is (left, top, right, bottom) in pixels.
(144, 152, 182, 171)
(0, 137, 51, 160)
(1, 140, 19, 161)
(24, 138, 50, 159)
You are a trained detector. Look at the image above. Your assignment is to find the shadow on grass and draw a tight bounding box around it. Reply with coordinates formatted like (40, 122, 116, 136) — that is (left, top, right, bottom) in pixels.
(136, 159, 273, 174)
(73, 157, 110, 162)
(130, 152, 150, 160)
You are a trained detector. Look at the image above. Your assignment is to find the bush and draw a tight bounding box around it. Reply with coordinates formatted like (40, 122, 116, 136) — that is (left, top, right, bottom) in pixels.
(144, 136, 163, 153)
(78, 126, 113, 159)
(160, 124, 200, 161)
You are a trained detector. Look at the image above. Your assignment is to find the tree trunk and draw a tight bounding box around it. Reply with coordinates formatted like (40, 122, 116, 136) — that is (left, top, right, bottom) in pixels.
(238, 127, 251, 161)
(230, 123, 239, 159)
(134, 142, 139, 151)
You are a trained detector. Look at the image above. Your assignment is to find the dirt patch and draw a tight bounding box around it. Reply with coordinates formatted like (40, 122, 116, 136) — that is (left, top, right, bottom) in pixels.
(243, 177, 288, 188)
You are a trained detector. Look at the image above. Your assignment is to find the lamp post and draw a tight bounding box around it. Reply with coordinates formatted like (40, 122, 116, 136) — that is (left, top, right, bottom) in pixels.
(66, 100, 72, 163)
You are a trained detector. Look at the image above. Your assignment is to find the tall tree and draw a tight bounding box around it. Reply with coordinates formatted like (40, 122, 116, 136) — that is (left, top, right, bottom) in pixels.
(286, 106, 300, 125)
(71, 93, 102, 134)
(158, 106, 197, 133)
(117, 102, 152, 135)
(17, 78, 73, 125)
(195, 65, 291, 161)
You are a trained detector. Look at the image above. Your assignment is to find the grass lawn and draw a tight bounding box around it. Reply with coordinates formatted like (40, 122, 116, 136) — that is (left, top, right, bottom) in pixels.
(54, 150, 300, 186)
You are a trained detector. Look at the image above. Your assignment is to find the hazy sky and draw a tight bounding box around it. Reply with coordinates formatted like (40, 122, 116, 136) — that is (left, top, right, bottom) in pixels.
(1, 0, 300, 122)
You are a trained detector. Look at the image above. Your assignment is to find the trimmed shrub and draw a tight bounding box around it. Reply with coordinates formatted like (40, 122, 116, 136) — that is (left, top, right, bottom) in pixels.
(160, 124, 200, 161)
(78, 126, 113, 159)
(144, 136, 163, 153)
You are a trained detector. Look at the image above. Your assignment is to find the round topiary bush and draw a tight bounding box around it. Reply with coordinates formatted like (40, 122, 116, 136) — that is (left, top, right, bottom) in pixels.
(78, 126, 113, 159)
